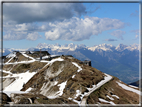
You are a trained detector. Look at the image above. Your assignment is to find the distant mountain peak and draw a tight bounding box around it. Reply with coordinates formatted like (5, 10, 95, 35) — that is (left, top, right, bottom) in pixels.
(116, 43, 139, 51)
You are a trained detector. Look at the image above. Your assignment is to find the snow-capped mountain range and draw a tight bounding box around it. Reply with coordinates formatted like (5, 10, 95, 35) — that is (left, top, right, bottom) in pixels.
(2, 43, 139, 56)
(2, 43, 139, 84)
(36, 43, 139, 52)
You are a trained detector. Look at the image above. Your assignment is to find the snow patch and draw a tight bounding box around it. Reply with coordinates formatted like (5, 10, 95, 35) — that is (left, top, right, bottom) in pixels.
(116, 81, 141, 95)
(68, 97, 80, 105)
(4, 70, 36, 91)
(72, 75, 76, 78)
(57, 80, 67, 96)
(6, 52, 16, 58)
(2, 91, 28, 97)
(74, 90, 81, 99)
(25, 87, 33, 92)
(72, 62, 82, 72)
(129, 85, 139, 89)
(21, 52, 35, 60)
(106, 95, 114, 100)
(112, 95, 119, 99)
(97, 73, 112, 86)
(99, 98, 115, 105)
(54, 81, 58, 85)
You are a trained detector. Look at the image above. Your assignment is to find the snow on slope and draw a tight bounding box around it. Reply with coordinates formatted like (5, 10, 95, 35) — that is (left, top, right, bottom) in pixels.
(21, 52, 35, 60)
(1, 91, 28, 97)
(129, 85, 139, 89)
(99, 98, 116, 105)
(70, 73, 113, 105)
(116, 81, 141, 95)
(6, 52, 16, 58)
(72, 62, 82, 72)
(112, 95, 119, 99)
(57, 80, 68, 96)
(4, 70, 36, 91)
(1, 70, 12, 75)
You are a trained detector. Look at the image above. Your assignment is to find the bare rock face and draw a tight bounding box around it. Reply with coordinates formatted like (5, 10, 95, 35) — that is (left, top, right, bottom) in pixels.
(0, 92, 11, 104)
(10, 93, 48, 104)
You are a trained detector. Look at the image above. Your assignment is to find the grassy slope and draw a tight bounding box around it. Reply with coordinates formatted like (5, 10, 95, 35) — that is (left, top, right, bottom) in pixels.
(87, 77, 139, 104)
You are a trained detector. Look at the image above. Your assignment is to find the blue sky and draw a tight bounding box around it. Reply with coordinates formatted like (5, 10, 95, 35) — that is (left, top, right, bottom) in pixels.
(3, 2, 140, 49)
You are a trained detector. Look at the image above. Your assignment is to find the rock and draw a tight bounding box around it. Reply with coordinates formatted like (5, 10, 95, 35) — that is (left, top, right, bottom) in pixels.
(17, 98, 31, 104)
(0, 92, 11, 104)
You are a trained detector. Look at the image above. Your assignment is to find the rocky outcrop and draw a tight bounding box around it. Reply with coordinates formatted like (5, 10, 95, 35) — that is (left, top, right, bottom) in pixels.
(0, 92, 11, 105)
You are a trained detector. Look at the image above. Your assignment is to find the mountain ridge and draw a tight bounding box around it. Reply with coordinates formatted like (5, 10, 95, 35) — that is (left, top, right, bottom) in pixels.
(1, 51, 140, 105)
(2, 43, 139, 84)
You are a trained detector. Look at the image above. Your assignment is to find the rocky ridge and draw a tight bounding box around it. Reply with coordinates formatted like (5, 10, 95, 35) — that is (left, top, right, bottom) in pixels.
(0, 51, 141, 106)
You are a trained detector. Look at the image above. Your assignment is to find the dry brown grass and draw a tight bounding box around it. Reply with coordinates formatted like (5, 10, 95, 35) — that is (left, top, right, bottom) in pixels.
(4, 57, 11, 63)
(9, 52, 30, 63)
(36, 97, 77, 104)
(87, 77, 139, 104)
(10, 61, 46, 74)
(21, 65, 49, 91)
(3, 64, 15, 71)
(2, 72, 9, 76)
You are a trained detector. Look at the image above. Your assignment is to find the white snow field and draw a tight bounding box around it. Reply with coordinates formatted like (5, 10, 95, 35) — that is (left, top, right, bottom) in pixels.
(57, 80, 68, 96)
(116, 81, 141, 95)
(4, 70, 36, 91)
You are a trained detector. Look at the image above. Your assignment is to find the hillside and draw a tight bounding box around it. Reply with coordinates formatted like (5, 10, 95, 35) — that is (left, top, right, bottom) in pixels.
(2, 43, 139, 83)
(0, 51, 141, 106)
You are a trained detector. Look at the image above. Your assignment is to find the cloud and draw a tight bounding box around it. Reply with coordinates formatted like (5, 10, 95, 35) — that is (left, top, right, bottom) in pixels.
(3, 3, 86, 24)
(109, 30, 125, 40)
(3, 31, 41, 41)
(130, 10, 139, 17)
(131, 29, 140, 39)
(86, 4, 101, 15)
(3, 17, 125, 41)
(26, 32, 41, 41)
(3, 31, 27, 40)
(105, 39, 117, 41)
(44, 17, 125, 41)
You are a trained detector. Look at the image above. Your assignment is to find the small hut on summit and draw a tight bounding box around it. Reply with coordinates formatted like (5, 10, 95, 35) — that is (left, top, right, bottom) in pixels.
(83, 60, 91, 66)
(26, 51, 31, 54)
(79, 60, 91, 66)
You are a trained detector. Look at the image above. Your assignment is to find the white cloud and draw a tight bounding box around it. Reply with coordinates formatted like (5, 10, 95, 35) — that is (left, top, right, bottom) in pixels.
(3, 17, 125, 41)
(26, 32, 41, 41)
(3, 31, 41, 41)
(45, 17, 125, 41)
(109, 30, 126, 40)
(3, 31, 27, 40)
